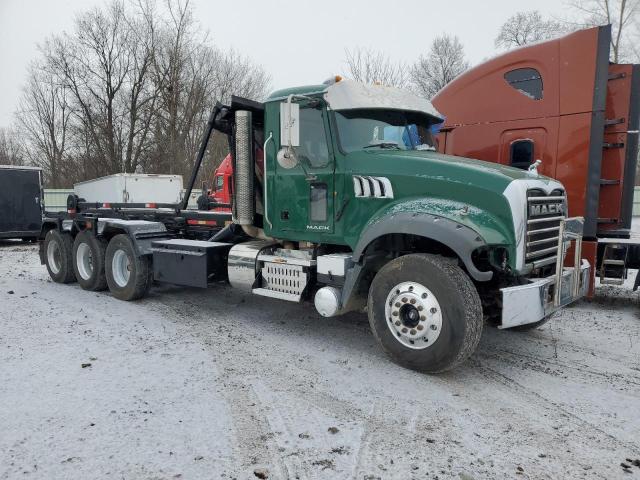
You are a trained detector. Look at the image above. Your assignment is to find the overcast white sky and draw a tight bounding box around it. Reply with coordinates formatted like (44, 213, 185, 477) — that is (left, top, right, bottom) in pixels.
(0, 0, 573, 129)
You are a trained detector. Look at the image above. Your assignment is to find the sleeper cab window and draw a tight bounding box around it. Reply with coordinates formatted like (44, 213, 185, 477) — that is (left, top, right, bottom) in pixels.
(504, 68, 543, 100)
(510, 139, 534, 170)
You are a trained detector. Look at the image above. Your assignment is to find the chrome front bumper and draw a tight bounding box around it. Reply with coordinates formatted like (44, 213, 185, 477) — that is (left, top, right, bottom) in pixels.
(500, 217, 590, 329)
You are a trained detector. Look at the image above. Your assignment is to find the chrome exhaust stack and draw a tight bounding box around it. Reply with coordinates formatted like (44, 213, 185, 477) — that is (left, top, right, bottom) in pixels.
(233, 110, 271, 240)
(233, 110, 254, 226)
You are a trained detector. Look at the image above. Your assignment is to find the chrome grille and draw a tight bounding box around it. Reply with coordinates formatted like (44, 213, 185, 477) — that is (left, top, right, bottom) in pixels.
(526, 189, 565, 268)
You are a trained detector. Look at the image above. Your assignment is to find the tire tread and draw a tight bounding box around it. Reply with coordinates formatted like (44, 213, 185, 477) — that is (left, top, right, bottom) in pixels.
(105, 234, 152, 301)
(367, 253, 483, 373)
(44, 230, 76, 284)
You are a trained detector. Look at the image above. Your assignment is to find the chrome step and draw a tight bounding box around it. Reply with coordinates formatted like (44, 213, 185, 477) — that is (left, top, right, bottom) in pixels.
(252, 287, 302, 302)
(602, 259, 625, 266)
(599, 244, 628, 285)
(253, 249, 314, 302)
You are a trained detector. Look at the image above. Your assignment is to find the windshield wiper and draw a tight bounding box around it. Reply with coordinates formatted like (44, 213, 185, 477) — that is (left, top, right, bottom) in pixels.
(363, 142, 401, 150)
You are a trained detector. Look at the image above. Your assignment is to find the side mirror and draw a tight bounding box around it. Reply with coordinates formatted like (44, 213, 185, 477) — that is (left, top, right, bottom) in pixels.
(280, 100, 300, 147)
(277, 146, 299, 169)
(278, 97, 300, 169)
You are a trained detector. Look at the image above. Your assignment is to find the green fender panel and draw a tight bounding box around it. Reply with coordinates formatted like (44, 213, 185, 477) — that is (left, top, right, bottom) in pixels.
(352, 212, 493, 282)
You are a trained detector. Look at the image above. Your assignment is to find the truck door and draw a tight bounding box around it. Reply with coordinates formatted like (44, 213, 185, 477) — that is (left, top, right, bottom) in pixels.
(273, 104, 335, 236)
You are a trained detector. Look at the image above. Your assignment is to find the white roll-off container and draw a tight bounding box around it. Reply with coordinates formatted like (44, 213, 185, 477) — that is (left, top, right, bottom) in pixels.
(74, 173, 183, 204)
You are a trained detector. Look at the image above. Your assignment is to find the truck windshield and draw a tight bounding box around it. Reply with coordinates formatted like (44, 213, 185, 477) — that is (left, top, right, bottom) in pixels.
(334, 109, 438, 153)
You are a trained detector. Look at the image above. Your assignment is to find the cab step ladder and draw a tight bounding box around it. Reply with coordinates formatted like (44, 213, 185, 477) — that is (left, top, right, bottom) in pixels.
(599, 244, 628, 286)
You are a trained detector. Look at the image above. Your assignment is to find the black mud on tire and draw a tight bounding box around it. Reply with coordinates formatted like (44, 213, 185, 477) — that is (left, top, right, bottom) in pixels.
(367, 253, 483, 373)
(105, 234, 152, 301)
(43, 229, 76, 284)
(72, 231, 108, 291)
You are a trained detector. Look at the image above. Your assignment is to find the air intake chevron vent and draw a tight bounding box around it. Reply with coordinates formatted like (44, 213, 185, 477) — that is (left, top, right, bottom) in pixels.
(353, 176, 394, 199)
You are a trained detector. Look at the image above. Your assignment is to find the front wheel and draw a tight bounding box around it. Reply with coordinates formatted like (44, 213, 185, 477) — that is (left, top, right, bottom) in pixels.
(105, 234, 152, 301)
(367, 254, 483, 373)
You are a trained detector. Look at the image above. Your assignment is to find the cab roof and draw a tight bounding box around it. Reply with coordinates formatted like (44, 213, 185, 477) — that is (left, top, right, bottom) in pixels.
(267, 79, 443, 121)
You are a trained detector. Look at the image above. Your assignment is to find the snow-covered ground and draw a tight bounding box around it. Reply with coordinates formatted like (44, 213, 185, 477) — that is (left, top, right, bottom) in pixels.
(1, 240, 639, 480)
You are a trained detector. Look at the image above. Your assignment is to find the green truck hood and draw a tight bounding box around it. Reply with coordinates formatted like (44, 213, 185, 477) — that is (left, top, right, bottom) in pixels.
(342, 149, 564, 272)
(368, 149, 543, 183)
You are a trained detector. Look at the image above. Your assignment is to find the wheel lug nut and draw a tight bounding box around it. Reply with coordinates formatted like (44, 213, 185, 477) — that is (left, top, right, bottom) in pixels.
(417, 324, 424, 331)
(410, 329, 416, 335)
(430, 307, 438, 314)
(420, 316, 426, 321)
(395, 321, 401, 326)
(402, 297, 408, 303)
(395, 302, 401, 308)
(410, 298, 416, 304)
(417, 306, 424, 311)
(401, 327, 408, 333)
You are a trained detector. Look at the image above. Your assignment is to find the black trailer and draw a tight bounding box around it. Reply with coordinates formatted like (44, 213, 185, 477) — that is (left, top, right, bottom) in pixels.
(0, 165, 43, 241)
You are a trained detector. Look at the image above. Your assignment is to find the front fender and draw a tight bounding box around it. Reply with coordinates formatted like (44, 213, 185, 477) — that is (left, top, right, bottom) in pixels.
(353, 198, 515, 282)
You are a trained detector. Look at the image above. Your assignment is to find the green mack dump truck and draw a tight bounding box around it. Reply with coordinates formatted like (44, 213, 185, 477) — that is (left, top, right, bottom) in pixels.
(40, 77, 589, 372)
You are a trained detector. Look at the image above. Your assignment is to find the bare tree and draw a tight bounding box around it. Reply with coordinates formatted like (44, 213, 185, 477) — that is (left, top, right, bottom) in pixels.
(409, 34, 470, 99)
(343, 47, 408, 88)
(15, 0, 270, 186)
(495, 11, 567, 49)
(568, 0, 640, 62)
(0, 127, 24, 166)
(150, 0, 269, 177)
(42, 0, 158, 179)
(15, 64, 71, 187)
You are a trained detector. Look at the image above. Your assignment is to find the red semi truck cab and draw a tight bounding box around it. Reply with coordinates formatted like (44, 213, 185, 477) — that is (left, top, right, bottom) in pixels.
(432, 25, 640, 293)
(208, 153, 233, 212)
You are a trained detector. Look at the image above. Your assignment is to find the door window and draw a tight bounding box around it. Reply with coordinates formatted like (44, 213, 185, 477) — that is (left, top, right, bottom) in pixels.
(295, 108, 330, 168)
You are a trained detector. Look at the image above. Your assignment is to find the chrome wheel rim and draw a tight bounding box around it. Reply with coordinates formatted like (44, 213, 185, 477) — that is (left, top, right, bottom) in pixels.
(46, 239, 62, 275)
(111, 249, 131, 288)
(76, 243, 93, 280)
(384, 281, 443, 350)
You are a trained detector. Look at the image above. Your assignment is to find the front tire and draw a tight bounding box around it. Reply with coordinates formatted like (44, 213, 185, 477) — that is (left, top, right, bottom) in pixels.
(105, 234, 152, 301)
(367, 254, 483, 373)
(72, 231, 108, 291)
(44, 230, 76, 284)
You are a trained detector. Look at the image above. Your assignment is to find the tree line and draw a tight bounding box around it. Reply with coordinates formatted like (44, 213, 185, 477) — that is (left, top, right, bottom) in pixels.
(1, 0, 639, 187)
(4, 0, 270, 188)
